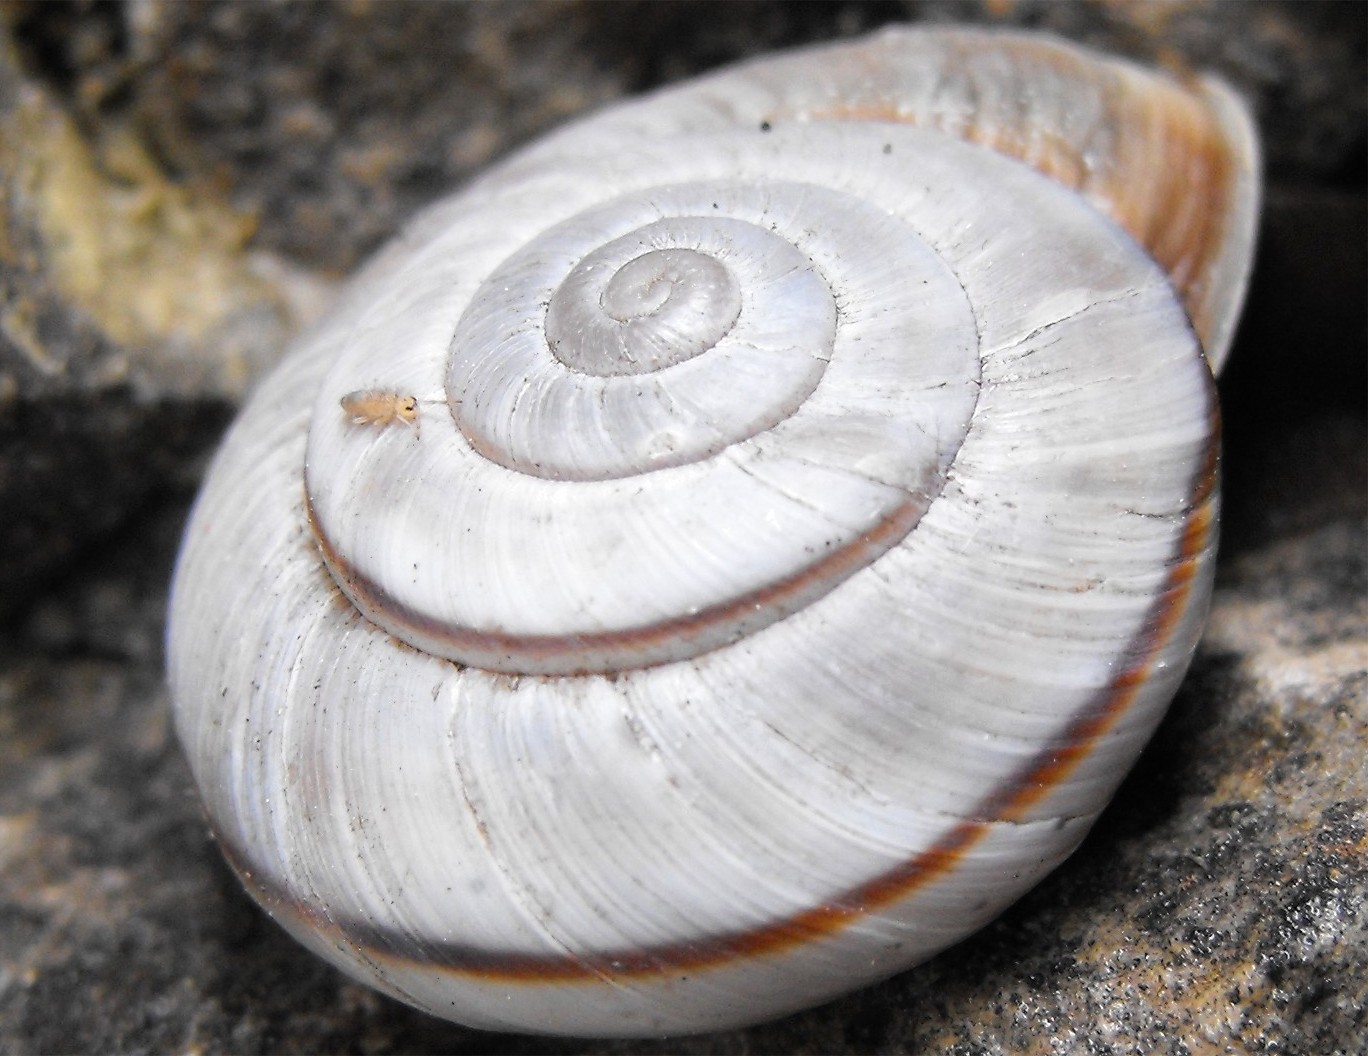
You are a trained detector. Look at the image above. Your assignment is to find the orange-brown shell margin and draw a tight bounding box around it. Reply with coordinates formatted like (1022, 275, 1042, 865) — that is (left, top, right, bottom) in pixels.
(780, 30, 1260, 370)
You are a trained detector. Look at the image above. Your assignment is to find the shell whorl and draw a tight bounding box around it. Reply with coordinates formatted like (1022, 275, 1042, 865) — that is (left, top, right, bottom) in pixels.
(167, 26, 1255, 1037)
(306, 178, 982, 675)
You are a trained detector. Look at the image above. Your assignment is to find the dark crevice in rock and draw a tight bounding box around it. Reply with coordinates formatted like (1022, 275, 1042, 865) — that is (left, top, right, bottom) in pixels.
(0, 394, 232, 626)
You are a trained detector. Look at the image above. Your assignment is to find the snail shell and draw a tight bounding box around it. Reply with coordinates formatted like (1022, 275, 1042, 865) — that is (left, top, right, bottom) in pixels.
(167, 27, 1258, 1036)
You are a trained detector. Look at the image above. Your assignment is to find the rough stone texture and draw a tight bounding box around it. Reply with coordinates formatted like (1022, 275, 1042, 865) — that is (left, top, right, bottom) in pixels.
(0, 1, 1364, 1052)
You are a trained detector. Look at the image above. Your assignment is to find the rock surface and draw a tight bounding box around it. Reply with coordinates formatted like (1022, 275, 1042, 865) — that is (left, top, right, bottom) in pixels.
(0, 2, 1364, 1053)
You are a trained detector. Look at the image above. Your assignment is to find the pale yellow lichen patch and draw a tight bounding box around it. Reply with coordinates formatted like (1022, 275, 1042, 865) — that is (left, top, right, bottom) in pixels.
(15, 90, 274, 351)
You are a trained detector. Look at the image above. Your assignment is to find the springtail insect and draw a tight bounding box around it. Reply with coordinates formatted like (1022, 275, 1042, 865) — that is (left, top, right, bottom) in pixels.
(339, 390, 446, 430)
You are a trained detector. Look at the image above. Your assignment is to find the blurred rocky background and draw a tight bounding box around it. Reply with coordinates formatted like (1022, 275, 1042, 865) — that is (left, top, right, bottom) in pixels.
(0, 1, 1363, 1053)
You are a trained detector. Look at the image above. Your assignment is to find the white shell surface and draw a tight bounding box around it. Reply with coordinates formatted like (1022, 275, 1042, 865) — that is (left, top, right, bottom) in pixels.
(167, 27, 1246, 1037)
